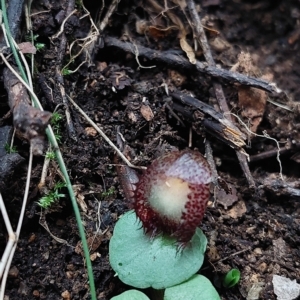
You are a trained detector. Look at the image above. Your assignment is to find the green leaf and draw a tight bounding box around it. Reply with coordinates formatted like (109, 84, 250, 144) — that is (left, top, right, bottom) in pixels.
(111, 289, 150, 300)
(223, 268, 240, 288)
(109, 210, 207, 289)
(164, 274, 221, 300)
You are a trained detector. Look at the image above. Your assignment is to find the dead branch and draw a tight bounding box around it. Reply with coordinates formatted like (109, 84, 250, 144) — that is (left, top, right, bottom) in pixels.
(98, 0, 120, 32)
(104, 36, 281, 94)
(186, 0, 255, 187)
(171, 91, 247, 150)
(50, 0, 77, 141)
(250, 143, 300, 163)
(262, 176, 300, 198)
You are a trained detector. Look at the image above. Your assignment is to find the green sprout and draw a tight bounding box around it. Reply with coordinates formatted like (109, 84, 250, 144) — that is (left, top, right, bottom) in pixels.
(223, 269, 241, 288)
(101, 187, 116, 199)
(5, 143, 17, 154)
(62, 68, 71, 76)
(28, 34, 39, 41)
(45, 150, 56, 160)
(25, 34, 45, 52)
(38, 181, 66, 209)
(51, 111, 63, 123)
(35, 42, 45, 52)
(50, 112, 63, 143)
(75, 0, 83, 8)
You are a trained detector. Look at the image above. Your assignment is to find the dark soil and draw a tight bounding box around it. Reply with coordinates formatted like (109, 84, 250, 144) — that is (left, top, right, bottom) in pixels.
(1, 0, 300, 299)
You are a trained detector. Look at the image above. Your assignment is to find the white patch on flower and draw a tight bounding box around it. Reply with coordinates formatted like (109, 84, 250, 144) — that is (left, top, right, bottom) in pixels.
(148, 177, 189, 221)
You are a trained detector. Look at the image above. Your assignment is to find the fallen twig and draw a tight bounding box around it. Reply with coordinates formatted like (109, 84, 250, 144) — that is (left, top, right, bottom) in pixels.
(171, 91, 246, 150)
(50, 9, 77, 40)
(262, 177, 300, 198)
(98, 0, 120, 32)
(104, 36, 282, 94)
(250, 143, 300, 163)
(67, 95, 146, 170)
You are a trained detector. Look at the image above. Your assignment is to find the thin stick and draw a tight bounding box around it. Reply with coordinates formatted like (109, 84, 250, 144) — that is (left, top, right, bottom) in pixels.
(201, 247, 252, 272)
(205, 141, 219, 187)
(215, 247, 251, 264)
(81, 0, 99, 34)
(250, 143, 300, 162)
(51, 9, 77, 40)
(98, 0, 120, 32)
(38, 146, 52, 190)
(67, 95, 146, 170)
(56, 76, 77, 141)
(0, 193, 16, 279)
(30, 10, 50, 17)
(104, 36, 282, 94)
(0, 148, 33, 297)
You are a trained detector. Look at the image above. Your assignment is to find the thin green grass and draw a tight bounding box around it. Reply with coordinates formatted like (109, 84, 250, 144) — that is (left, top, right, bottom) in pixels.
(0, 1, 96, 298)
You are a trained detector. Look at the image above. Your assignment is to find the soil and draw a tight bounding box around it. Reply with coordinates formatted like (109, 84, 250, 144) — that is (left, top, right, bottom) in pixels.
(1, 0, 300, 299)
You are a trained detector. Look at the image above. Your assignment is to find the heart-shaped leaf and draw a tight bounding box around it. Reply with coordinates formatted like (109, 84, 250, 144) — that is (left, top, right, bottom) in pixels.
(164, 274, 221, 300)
(111, 289, 150, 300)
(109, 210, 207, 289)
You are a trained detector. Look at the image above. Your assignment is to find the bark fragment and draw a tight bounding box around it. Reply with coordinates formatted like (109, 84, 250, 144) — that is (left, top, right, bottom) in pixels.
(3, 68, 51, 155)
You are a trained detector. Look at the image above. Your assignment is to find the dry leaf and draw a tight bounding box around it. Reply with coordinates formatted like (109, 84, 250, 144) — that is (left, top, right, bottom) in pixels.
(172, 0, 187, 10)
(140, 104, 154, 121)
(88, 235, 103, 252)
(231, 52, 255, 74)
(238, 86, 267, 133)
(168, 69, 186, 87)
(18, 42, 37, 54)
(127, 111, 138, 123)
(246, 282, 264, 300)
(73, 184, 87, 213)
(180, 37, 196, 64)
(85, 127, 97, 137)
(215, 183, 238, 209)
(227, 200, 247, 218)
(232, 52, 269, 133)
(61, 290, 71, 300)
(96, 61, 107, 72)
(136, 19, 149, 35)
(148, 25, 178, 40)
(207, 245, 220, 261)
(202, 0, 221, 7)
(111, 71, 131, 90)
(90, 252, 100, 261)
(209, 36, 231, 52)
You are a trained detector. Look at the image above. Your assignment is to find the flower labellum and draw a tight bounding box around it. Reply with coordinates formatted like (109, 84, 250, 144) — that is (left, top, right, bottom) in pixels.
(134, 149, 212, 245)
